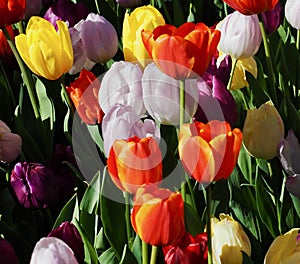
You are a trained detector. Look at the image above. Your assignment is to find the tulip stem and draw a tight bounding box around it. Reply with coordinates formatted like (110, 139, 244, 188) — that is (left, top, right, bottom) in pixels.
(227, 57, 237, 90)
(206, 184, 213, 264)
(2, 26, 40, 119)
(124, 191, 133, 248)
(150, 246, 158, 264)
(142, 241, 148, 264)
(297, 30, 300, 51)
(60, 81, 74, 116)
(179, 80, 185, 127)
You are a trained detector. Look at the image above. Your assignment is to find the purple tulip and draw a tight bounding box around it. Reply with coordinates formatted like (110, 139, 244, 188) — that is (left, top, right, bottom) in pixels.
(48, 222, 84, 263)
(116, 0, 141, 8)
(261, 2, 283, 34)
(44, 0, 89, 29)
(286, 175, 300, 197)
(102, 104, 160, 156)
(10, 162, 61, 209)
(0, 238, 19, 264)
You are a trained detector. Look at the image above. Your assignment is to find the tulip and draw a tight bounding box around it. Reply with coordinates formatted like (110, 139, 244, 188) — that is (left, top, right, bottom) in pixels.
(102, 104, 160, 157)
(122, 5, 165, 68)
(107, 136, 162, 193)
(0, 238, 19, 264)
(78, 13, 118, 63)
(178, 120, 242, 183)
(67, 69, 104, 125)
(48, 222, 84, 264)
(10, 162, 61, 209)
(217, 11, 262, 60)
(261, 2, 283, 34)
(15, 16, 73, 80)
(163, 232, 208, 264)
(30, 237, 78, 264)
(142, 22, 220, 79)
(142, 62, 199, 125)
(264, 228, 300, 263)
(43, 0, 89, 29)
(243, 101, 284, 160)
(222, 0, 279, 15)
(116, 0, 141, 8)
(285, 0, 300, 30)
(0, 0, 26, 27)
(99, 61, 145, 115)
(211, 214, 251, 264)
(24, 0, 43, 18)
(0, 120, 22, 162)
(0, 26, 15, 66)
(131, 186, 185, 246)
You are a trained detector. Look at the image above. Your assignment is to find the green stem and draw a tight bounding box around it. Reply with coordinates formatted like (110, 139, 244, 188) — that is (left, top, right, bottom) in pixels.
(185, 173, 197, 210)
(179, 80, 185, 126)
(227, 57, 238, 90)
(2, 27, 40, 119)
(150, 246, 158, 264)
(206, 184, 213, 264)
(142, 241, 148, 264)
(60, 81, 74, 116)
(124, 192, 133, 248)
(94, 0, 100, 14)
(297, 30, 300, 50)
(258, 17, 278, 107)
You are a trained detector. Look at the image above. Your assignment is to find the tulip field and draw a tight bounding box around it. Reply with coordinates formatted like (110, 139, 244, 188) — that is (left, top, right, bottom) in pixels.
(1, 0, 300, 263)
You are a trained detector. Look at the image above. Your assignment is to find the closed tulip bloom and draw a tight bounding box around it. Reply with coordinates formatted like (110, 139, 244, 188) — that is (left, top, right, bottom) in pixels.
(163, 232, 208, 264)
(107, 136, 162, 193)
(212, 214, 251, 264)
(0, 0, 26, 27)
(0, 120, 22, 162)
(131, 186, 185, 246)
(79, 13, 118, 63)
(116, 0, 141, 8)
(48, 222, 84, 264)
(217, 11, 261, 60)
(222, 0, 278, 15)
(142, 22, 220, 79)
(264, 228, 300, 263)
(102, 104, 160, 157)
(285, 0, 300, 30)
(123, 5, 165, 68)
(261, 2, 283, 34)
(0, 238, 19, 264)
(99, 61, 145, 115)
(15, 16, 73, 80)
(179, 120, 242, 183)
(142, 63, 199, 126)
(67, 69, 104, 125)
(10, 162, 61, 209)
(30, 237, 78, 264)
(243, 101, 284, 160)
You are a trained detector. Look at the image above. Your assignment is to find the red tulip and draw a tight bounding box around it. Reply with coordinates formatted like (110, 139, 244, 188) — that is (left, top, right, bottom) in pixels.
(178, 120, 242, 183)
(222, 0, 279, 15)
(131, 186, 185, 246)
(67, 69, 104, 125)
(107, 136, 162, 193)
(0, 0, 26, 27)
(141, 22, 220, 79)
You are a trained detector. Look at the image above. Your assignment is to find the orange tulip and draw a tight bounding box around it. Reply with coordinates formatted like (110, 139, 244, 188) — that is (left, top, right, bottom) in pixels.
(178, 120, 242, 183)
(222, 0, 279, 15)
(141, 22, 220, 79)
(107, 136, 162, 193)
(67, 69, 104, 125)
(131, 185, 185, 246)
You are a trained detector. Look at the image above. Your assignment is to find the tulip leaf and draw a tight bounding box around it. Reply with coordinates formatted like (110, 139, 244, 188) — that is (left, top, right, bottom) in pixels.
(172, 0, 185, 26)
(94, 228, 109, 253)
(184, 202, 204, 235)
(119, 244, 138, 264)
(131, 235, 142, 264)
(238, 143, 252, 183)
(87, 124, 105, 155)
(290, 193, 300, 220)
(99, 248, 118, 264)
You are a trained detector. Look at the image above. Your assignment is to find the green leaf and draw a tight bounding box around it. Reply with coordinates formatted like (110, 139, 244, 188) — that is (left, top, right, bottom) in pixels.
(131, 235, 142, 264)
(238, 143, 252, 183)
(99, 248, 118, 264)
(95, 228, 109, 254)
(184, 202, 203, 236)
(87, 124, 105, 155)
(119, 244, 138, 264)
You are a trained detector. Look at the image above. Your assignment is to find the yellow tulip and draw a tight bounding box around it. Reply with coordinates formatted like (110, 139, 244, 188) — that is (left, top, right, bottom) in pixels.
(243, 101, 284, 160)
(15, 16, 73, 80)
(122, 5, 165, 68)
(264, 228, 300, 264)
(211, 214, 251, 264)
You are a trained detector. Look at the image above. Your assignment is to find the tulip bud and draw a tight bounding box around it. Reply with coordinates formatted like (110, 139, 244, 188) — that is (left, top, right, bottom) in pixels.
(102, 104, 160, 157)
(285, 0, 300, 30)
(217, 11, 262, 59)
(261, 2, 283, 34)
(131, 186, 186, 246)
(30, 237, 78, 264)
(0, 120, 22, 162)
(10, 162, 61, 209)
(0, 238, 19, 264)
(142, 63, 199, 126)
(48, 222, 84, 264)
(211, 214, 251, 264)
(264, 228, 300, 263)
(243, 101, 284, 160)
(99, 61, 145, 115)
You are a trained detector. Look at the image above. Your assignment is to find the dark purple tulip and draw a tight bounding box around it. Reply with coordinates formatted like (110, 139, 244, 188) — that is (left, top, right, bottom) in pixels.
(44, 0, 89, 29)
(10, 162, 60, 209)
(48, 222, 84, 263)
(286, 175, 300, 197)
(261, 2, 283, 35)
(0, 238, 19, 264)
(116, 0, 141, 8)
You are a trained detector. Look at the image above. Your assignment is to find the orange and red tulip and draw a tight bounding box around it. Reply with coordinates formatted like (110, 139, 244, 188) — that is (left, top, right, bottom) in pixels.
(0, 0, 26, 27)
